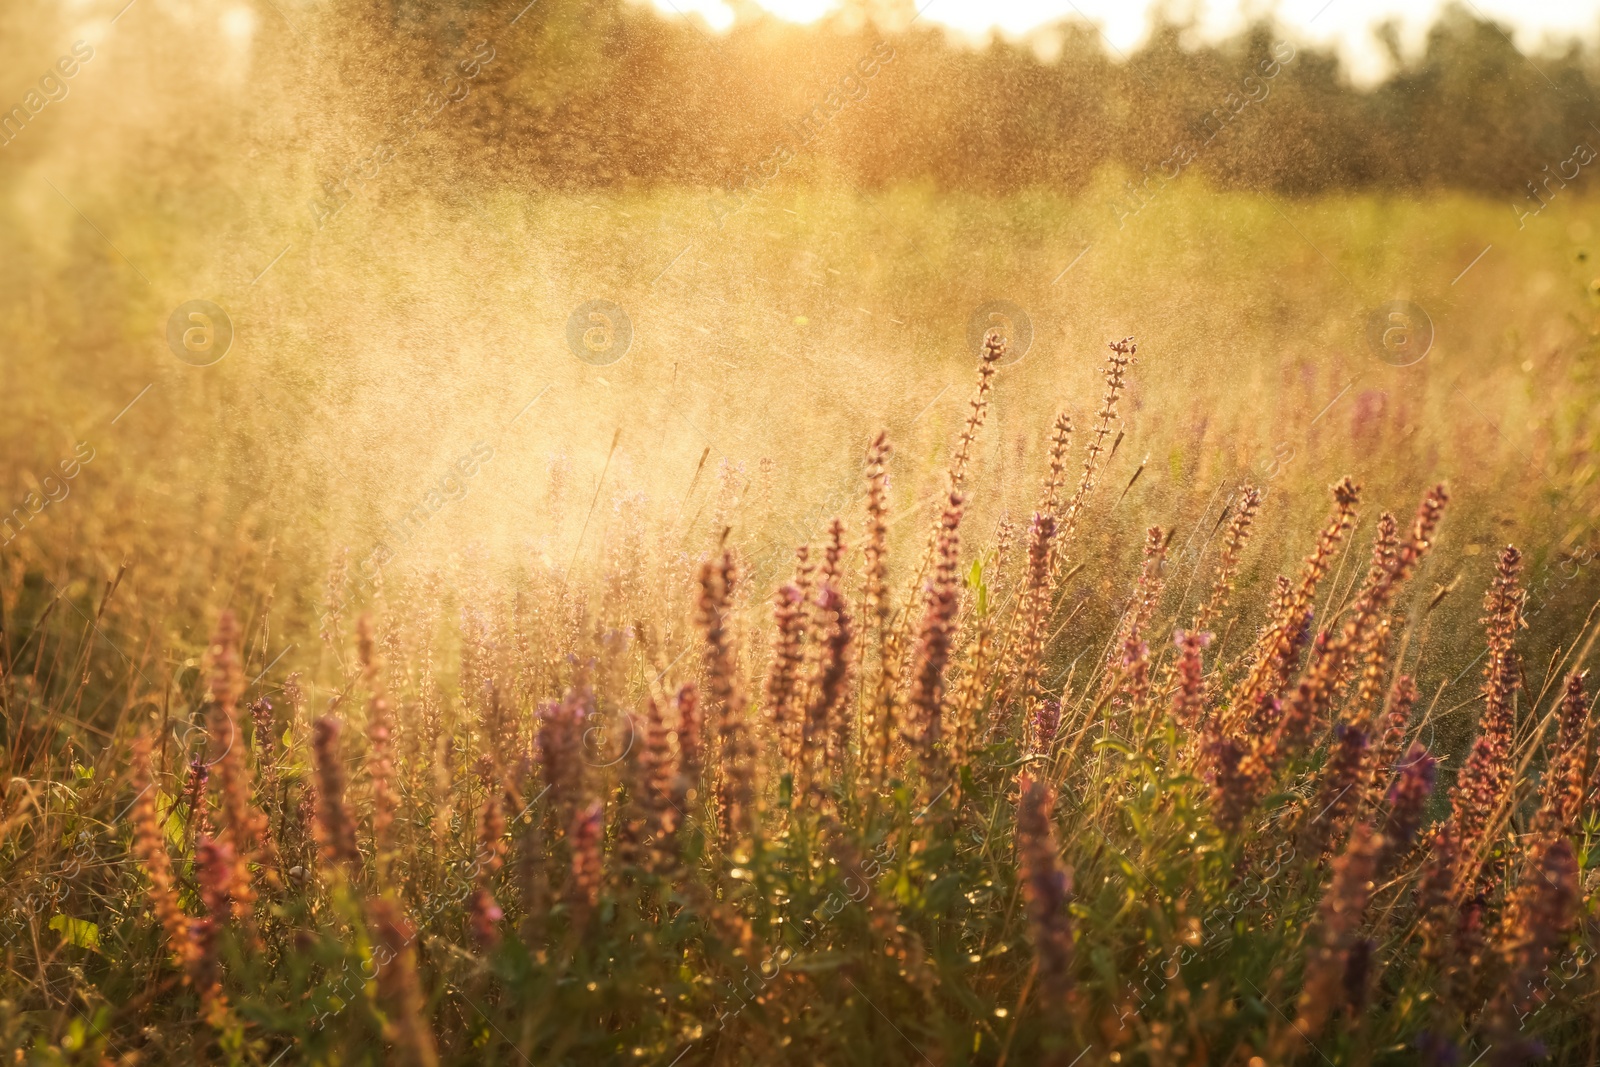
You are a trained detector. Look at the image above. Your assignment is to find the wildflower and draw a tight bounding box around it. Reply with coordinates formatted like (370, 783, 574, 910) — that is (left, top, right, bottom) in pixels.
(699, 549, 755, 845)
(817, 516, 846, 596)
(1484, 836, 1579, 1065)
(1300, 722, 1369, 861)
(132, 733, 192, 975)
(1272, 484, 1447, 779)
(1449, 546, 1524, 882)
(860, 431, 897, 790)
(1274, 824, 1381, 1058)
(946, 332, 1002, 494)
(1418, 827, 1458, 968)
(1347, 617, 1392, 732)
(1361, 513, 1401, 609)
(1105, 526, 1166, 710)
(1205, 733, 1253, 833)
(470, 788, 506, 947)
(250, 696, 276, 790)
(367, 896, 442, 1067)
(192, 835, 235, 1017)
(802, 578, 854, 789)
(1170, 629, 1210, 736)
(906, 489, 964, 808)
(1234, 478, 1361, 734)
(358, 613, 398, 874)
(1361, 674, 1418, 815)
(1031, 698, 1061, 758)
(1341, 485, 1448, 664)
(639, 695, 682, 870)
(1054, 338, 1136, 575)
(673, 682, 703, 798)
(1016, 775, 1074, 1006)
(205, 611, 271, 927)
(568, 800, 604, 924)
(1532, 671, 1590, 837)
(763, 578, 807, 764)
(1377, 743, 1435, 875)
(311, 716, 360, 875)
(1038, 411, 1073, 521)
(992, 510, 1055, 729)
(538, 685, 592, 832)
(1259, 479, 1362, 753)
(181, 757, 211, 847)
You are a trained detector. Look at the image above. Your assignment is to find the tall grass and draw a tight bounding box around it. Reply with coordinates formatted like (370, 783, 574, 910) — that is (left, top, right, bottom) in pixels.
(3, 336, 1598, 1066)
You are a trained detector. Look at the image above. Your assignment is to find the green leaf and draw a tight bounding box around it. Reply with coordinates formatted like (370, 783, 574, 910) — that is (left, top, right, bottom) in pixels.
(48, 914, 100, 952)
(966, 558, 989, 615)
(1125, 805, 1147, 839)
(63, 1017, 87, 1052)
(159, 790, 184, 848)
(1095, 737, 1136, 757)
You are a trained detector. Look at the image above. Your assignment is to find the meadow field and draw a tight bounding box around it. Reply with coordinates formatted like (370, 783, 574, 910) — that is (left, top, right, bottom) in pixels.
(7, 0, 1600, 1063)
(5, 180, 1600, 1064)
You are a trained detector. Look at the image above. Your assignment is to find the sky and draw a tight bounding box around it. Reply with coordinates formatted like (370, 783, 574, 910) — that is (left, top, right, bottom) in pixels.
(641, 0, 1600, 84)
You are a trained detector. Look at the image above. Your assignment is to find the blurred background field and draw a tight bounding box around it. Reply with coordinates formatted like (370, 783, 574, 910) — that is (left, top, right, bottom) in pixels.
(7, 0, 1600, 638)
(6, 174, 1600, 690)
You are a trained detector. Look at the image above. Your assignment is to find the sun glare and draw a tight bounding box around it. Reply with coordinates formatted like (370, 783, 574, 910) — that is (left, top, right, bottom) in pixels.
(644, 0, 1600, 86)
(753, 0, 842, 23)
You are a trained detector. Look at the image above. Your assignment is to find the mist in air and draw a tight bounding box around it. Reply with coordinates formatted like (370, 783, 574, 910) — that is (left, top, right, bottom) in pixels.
(5, 0, 1600, 1063)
